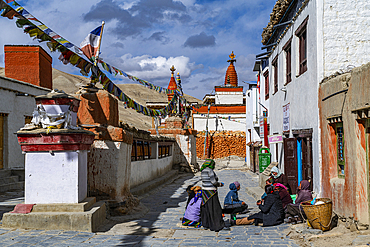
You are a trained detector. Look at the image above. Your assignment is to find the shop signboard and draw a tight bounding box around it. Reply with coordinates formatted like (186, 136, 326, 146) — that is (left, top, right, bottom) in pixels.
(283, 103, 290, 132)
(268, 134, 283, 144)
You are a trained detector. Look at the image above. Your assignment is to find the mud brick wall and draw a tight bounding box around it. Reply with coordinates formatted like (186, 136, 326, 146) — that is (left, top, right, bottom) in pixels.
(196, 131, 246, 159)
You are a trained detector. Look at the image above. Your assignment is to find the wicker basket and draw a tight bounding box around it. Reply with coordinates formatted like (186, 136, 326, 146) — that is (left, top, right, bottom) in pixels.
(301, 198, 332, 231)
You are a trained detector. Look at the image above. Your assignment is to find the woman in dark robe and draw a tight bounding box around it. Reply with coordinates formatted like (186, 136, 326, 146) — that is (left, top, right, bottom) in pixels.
(200, 159, 227, 231)
(274, 183, 293, 209)
(235, 185, 284, 227)
(271, 166, 292, 194)
(285, 180, 313, 223)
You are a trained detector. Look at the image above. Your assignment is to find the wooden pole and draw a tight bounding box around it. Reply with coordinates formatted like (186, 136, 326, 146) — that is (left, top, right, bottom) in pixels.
(203, 104, 210, 159)
(94, 21, 105, 67)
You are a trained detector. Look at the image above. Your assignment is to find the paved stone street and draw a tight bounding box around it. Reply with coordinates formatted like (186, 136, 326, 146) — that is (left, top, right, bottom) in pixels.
(0, 168, 300, 246)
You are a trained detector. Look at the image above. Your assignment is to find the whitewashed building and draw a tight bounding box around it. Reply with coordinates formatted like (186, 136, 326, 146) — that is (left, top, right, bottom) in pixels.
(192, 52, 246, 132)
(256, 0, 370, 194)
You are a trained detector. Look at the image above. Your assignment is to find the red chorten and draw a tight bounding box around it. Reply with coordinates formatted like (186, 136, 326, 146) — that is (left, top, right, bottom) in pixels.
(167, 65, 178, 102)
(224, 51, 238, 87)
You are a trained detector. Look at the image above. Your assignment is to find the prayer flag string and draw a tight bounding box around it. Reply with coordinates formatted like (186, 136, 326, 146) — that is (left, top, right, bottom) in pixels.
(0, 0, 178, 95)
(0, 0, 179, 117)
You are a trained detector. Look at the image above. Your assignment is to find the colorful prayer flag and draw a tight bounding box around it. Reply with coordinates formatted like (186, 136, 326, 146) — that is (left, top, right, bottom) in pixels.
(80, 26, 102, 60)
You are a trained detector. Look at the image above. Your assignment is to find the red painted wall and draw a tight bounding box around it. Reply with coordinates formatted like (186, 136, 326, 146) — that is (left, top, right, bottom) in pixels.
(4, 45, 52, 89)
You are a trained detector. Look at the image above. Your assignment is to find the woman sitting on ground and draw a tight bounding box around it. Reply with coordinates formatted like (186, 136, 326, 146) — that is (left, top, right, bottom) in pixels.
(182, 186, 202, 227)
(224, 181, 248, 211)
(185, 185, 197, 209)
(223, 181, 248, 224)
(235, 185, 284, 227)
(261, 178, 274, 200)
(285, 180, 312, 224)
(271, 166, 292, 194)
(274, 183, 293, 209)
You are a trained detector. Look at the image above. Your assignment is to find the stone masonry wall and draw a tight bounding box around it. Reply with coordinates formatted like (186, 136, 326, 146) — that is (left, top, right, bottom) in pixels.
(196, 131, 246, 159)
(323, 0, 370, 76)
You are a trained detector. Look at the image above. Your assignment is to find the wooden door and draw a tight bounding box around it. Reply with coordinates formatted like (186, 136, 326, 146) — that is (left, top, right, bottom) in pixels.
(0, 115, 3, 169)
(284, 138, 298, 194)
(302, 137, 313, 190)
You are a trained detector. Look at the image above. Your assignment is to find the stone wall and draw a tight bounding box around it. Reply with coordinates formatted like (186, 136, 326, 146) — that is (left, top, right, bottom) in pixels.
(196, 131, 246, 159)
(323, 0, 370, 76)
(319, 62, 370, 225)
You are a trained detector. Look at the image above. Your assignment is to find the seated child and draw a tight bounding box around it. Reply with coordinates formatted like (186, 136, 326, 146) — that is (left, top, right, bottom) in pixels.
(261, 178, 274, 200)
(223, 181, 248, 224)
(182, 186, 202, 227)
(185, 185, 197, 209)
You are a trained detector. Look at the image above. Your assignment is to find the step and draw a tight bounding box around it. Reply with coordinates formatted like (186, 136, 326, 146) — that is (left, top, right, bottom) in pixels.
(32, 197, 96, 213)
(0, 170, 11, 178)
(0, 176, 19, 185)
(2, 200, 106, 232)
(0, 181, 24, 193)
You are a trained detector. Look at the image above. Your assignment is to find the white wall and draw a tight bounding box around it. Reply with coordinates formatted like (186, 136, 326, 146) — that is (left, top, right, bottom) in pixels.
(193, 113, 246, 132)
(88, 140, 131, 202)
(0, 77, 50, 170)
(173, 135, 196, 166)
(130, 155, 173, 188)
(266, 0, 321, 192)
(25, 151, 87, 204)
(323, 0, 370, 76)
(215, 92, 244, 104)
(246, 86, 261, 168)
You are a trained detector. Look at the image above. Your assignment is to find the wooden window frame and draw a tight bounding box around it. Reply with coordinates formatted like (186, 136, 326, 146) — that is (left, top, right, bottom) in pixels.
(295, 17, 309, 76)
(132, 140, 153, 161)
(335, 122, 345, 178)
(283, 38, 292, 84)
(272, 57, 278, 94)
(25, 116, 33, 125)
(264, 70, 269, 100)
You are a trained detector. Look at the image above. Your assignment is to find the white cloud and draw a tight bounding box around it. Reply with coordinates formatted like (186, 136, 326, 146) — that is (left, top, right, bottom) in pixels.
(0, 0, 274, 100)
(113, 54, 200, 80)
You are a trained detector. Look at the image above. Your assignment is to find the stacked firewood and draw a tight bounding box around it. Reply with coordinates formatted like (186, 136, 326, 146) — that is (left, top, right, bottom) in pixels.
(196, 131, 246, 159)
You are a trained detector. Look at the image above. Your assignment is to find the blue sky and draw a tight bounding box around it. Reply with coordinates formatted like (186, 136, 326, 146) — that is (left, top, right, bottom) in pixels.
(0, 0, 275, 99)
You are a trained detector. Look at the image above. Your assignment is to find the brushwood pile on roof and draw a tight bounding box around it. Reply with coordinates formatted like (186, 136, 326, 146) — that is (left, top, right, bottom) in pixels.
(262, 0, 294, 45)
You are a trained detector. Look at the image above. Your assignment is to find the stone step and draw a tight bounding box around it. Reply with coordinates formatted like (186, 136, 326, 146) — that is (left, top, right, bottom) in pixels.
(32, 197, 97, 213)
(0, 181, 24, 193)
(2, 200, 107, 232)
(0, 176, 19, 185)
(0, 169, 12, 178)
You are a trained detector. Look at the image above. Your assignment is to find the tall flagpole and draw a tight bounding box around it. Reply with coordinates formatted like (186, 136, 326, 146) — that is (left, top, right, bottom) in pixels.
(94, 21, 105, 67)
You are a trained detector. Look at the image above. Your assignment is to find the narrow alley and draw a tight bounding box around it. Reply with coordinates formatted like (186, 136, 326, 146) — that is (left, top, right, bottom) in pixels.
(0, 165, 299, 247)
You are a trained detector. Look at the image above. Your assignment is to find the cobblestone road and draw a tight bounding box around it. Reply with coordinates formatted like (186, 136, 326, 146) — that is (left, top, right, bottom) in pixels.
(0, 168, 300, 246)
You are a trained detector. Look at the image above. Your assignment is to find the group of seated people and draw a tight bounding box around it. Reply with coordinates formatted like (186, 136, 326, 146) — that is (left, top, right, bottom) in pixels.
(181, 162, 313, 230)
(235, 174, 312, 226)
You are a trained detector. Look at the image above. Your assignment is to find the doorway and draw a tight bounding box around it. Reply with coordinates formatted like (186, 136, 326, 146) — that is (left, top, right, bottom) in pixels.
(284, 129, 313, 193)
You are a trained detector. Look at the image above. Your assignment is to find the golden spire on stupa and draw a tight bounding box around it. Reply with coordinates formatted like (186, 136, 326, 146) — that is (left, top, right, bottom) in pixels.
(225, 51, 238, 86)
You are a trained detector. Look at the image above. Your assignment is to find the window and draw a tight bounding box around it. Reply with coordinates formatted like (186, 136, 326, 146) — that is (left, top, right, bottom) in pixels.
(131, 140, 137, 161)
(335, 122, 345, 177)
(25, 116, 33, 125)
(131, 140, 152, 161)
(159, 144, 172, 158)
(295, 17, 308, 75)
(264, 71, 269, 100)
(272, 57, 278, 94)
(283, 39, 292, 84)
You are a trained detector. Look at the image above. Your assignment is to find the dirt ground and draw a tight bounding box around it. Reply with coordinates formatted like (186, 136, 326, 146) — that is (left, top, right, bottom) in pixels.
(286, 220, 370, 247)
